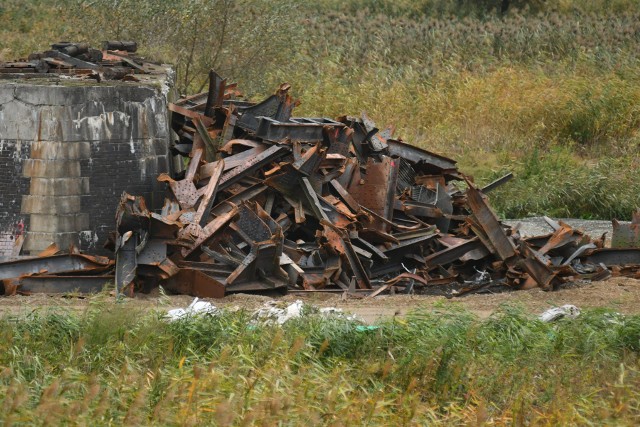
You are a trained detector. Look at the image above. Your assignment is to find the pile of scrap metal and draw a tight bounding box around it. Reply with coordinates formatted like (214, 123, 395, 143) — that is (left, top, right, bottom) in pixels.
(0, 244, 114, 296)
(0, 41, 166, 81)
(112, 70, 640, 298)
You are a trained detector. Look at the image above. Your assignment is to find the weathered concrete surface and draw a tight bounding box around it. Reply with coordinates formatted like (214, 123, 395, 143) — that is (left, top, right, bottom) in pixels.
(504, 217, 628, 247)
(0, 76, 173, 255)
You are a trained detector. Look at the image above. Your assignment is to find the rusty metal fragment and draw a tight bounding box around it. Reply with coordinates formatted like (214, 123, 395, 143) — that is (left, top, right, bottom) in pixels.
(465, 181, 517, 261)
(1, 41, 159, 80)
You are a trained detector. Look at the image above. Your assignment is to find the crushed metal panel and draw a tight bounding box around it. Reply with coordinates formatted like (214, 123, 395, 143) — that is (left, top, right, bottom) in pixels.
(347, 156, 399, 231)
(396, 158, 416, 194)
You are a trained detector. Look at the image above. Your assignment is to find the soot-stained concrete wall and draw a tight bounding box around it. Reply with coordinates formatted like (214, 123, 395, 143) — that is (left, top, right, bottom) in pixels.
(0, 79, 172, 255)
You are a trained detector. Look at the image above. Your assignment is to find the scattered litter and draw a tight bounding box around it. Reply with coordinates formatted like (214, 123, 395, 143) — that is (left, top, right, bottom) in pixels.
(539, 305, 581, 322)
(253, 300, 305, 325)
(355, 325, 380, 332)
(166, 297, 219, 321)
(252, 300, 358, 325)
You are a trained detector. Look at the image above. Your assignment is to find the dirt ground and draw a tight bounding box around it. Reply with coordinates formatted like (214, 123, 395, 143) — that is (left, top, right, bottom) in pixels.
(1, 217, 636, 323)
(1, 277, 639, 323)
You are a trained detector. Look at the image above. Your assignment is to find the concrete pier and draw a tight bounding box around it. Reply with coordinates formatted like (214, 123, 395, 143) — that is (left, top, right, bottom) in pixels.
(0, 76, 174, 255)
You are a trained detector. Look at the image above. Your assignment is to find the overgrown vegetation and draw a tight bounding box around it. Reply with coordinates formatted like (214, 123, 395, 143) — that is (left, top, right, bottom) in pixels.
(1, 300, 640, 424)
(1, 0, 639, 218)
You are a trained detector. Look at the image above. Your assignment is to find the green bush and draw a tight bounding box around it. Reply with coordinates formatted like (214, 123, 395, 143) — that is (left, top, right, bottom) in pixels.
(483, 147, 640, 218)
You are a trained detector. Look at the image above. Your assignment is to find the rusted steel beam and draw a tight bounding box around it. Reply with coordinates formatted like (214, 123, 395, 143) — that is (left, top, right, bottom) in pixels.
(218, 145, 290, 190)
(387, 139, 457, 171)
(19, 275, 114, 294)
(236, 83, 296, 132)
(424, 237, 484, 267)
(434, 183, 453, 234)
(194, 160, 224, 227)
(103, 41, 138, 52)
(465, 182, 517, 261)
(300, 177, 329, 222)
(519, 242, 558, 290)
(584, 248, 640, 266)
(181, 205, 239, 259)
(321, 220, 371, 289)
(168, 103, 214, 127)
(481, 172, 514, 193)
(115, 234, 137, 295)
(0, 254, 112, 281)
(204, 69, 226, 117)
(538, 224, 580, 255)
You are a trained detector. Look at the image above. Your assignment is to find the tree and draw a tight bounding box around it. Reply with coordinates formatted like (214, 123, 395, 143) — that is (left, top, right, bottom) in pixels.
(67, 0, 299, 95)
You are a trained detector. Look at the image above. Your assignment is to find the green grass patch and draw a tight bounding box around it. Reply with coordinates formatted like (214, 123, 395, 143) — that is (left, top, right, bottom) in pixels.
(478, 146, 640, 219)
(1, 301, 640, 424)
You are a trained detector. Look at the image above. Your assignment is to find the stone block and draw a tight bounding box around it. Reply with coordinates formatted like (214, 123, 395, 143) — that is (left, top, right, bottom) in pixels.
(28, 213, 90, 232)
(30, 141, 91, 160)
(23, 231, 83, 253)
(29, 177, 90, 196)
(22, 159, 81, 178)
(21, 195, 82, 214)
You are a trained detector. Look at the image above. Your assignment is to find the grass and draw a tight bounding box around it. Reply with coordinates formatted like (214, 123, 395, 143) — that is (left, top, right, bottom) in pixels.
(1, 298, 640, 425)
(1, 4, 639, 424)
(1, 1, 640, 220)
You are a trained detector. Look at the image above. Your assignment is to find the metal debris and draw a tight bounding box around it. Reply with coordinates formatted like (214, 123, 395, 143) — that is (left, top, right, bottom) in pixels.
(1, 54, 640, 297)
(0, 244, 114, 295)
(109, 69, 640, 298)
(0, 41, 165, 81)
